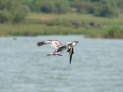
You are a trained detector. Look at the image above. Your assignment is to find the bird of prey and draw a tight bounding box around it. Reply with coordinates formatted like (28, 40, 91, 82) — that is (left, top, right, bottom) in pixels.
(37, 40, 79, 64)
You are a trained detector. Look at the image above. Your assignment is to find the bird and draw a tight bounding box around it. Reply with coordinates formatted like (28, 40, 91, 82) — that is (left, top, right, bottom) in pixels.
(37, 40, 79, 64)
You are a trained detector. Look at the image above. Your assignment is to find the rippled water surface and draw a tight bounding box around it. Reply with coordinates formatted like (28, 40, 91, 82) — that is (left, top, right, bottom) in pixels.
(0, 36, 123, 92)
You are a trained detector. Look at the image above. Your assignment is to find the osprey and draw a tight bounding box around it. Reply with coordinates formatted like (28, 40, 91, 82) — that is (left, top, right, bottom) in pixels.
(37, 40, 79, 64)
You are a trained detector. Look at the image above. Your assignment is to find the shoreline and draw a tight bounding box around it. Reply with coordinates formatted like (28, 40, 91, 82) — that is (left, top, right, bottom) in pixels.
(0, 13, 123, 38)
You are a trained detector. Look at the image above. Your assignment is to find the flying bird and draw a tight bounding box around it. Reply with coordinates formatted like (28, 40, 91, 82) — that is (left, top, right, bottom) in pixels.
(37, 40, 79, 64)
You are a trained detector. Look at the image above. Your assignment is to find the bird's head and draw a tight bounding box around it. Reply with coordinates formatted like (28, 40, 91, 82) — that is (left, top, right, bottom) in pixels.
(72, 41, 79, 46)
(67, 41, 79, 47)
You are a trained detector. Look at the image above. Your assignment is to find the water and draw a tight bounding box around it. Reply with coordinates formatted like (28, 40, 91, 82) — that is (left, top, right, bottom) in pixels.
(0, 35, 123, 92)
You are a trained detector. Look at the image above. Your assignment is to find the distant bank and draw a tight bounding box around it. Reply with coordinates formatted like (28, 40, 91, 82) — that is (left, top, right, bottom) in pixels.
(0, 13, 123, 38)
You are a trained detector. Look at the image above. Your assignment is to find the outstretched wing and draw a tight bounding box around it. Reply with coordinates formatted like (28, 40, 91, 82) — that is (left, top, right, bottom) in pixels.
(37, 40, 62, 49)
(56, 45, 67, 52)
(47, 52, 63, 56)
(51, 40, 62, 48)
(69, 47, 74, 64)
(37, 40, 50, 46)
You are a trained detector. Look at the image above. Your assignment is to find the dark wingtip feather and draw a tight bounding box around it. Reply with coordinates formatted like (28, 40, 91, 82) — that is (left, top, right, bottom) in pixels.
(37, 42, 44, 46)
(70, 60, 71, 64)
(69, 48, 74, 64)
(69, 54, 72, 64)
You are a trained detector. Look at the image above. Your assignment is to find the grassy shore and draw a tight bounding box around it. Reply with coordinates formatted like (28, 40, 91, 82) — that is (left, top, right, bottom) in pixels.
(0, 13, 123, 38)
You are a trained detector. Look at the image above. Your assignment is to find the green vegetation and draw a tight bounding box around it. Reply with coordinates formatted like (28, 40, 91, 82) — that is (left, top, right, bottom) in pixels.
(0, 0, 123, 23)
(0, 13, 123, 38)
(0, 0, 29, 23)
(21, 0, 122, 17)
(0, 0, 123, 38)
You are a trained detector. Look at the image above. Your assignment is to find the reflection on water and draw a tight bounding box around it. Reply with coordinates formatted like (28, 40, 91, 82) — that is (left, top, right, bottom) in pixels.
(0, 36, 123, 92)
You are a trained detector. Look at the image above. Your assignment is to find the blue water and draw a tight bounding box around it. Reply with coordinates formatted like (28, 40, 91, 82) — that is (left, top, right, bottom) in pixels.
(0, 36, 123, 92)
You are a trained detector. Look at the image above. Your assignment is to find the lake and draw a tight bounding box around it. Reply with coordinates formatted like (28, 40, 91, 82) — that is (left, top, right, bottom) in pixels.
(0, 35, 123, 92)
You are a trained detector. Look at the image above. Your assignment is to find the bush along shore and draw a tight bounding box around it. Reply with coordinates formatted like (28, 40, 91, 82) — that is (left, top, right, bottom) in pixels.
(0, 13, 123, 38)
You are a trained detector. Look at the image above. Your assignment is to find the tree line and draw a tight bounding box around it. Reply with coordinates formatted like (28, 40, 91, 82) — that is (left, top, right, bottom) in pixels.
(0, 0, 29, 23)
(0, 0, 122, 23)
